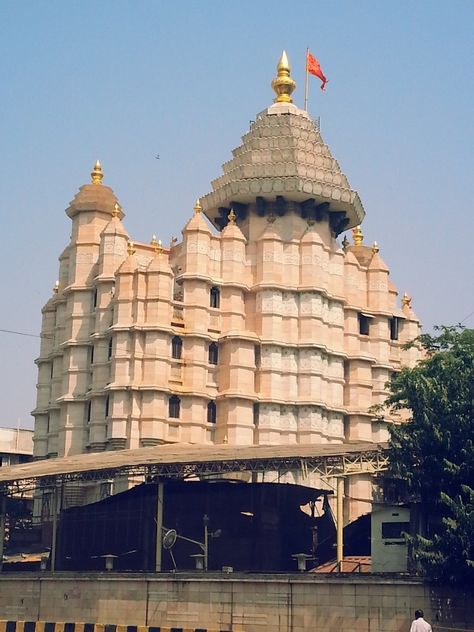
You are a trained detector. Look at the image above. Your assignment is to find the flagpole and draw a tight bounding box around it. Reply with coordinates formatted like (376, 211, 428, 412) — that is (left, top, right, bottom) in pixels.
(304, 47, 309, 111)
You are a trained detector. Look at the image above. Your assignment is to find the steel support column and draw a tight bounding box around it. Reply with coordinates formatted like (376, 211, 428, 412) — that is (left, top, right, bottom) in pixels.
(0, 496, 6, 572)
(50, 486, 60, 572)
(336, 476, 344, 568)
(155, 481, 164, 572)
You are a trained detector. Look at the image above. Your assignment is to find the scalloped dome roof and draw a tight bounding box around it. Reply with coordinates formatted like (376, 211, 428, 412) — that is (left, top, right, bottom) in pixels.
(66, 184, 119, 219)
(201, 102, 364, 232)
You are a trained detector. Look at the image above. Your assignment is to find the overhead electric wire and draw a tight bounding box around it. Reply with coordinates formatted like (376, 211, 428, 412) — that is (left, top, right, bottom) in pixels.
(0, 328, 44, 339)
(460, 309, 474, 324)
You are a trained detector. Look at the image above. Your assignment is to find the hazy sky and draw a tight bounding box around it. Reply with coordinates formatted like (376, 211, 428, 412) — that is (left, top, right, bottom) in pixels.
(0, 1, 473, 429)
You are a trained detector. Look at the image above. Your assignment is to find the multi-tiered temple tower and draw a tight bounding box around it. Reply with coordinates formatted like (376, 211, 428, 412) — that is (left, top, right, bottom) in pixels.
(33, 53, 420, 517)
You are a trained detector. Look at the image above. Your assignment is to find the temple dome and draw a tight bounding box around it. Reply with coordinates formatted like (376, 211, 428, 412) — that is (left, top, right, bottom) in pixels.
(66, 184, 119, 219)
(66, 162, 120, 219)
(201, 101, 364, 233)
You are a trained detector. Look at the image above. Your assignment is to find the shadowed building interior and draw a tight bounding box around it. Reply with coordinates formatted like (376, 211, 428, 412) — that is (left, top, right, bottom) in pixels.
(55, 480, 336, 572)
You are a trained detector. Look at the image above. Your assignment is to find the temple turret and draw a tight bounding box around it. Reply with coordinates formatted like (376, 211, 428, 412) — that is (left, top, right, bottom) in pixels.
(201, 52, 364, 239)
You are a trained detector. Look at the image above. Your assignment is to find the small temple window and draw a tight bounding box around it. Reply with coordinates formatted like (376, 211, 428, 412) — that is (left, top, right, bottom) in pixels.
(358, 313, 372, 336)
(86, 400, 92, 424)
(108, 338, 113, 360)
(253, 403, 260, 426)
(208, 342, 219, 365)
(105, 395, 110, 418)
(254, 345, 261, 368)
(343, 360, 350, 380)
(172, 335, 183, 360)
(389, 317, 400, 341)
(93, 288, 98, 309)
(169, 395, 181, 419)
(207, 401, 217, 424)
(90, 345, 95, 365)
(210, 286, 220, 309)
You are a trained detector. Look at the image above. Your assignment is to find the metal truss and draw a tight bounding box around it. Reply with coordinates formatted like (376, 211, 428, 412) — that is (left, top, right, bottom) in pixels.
(1, 448, 389, 497)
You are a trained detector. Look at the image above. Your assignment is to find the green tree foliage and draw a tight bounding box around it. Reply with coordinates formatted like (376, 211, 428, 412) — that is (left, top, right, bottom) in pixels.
(386, 326, 474, 584)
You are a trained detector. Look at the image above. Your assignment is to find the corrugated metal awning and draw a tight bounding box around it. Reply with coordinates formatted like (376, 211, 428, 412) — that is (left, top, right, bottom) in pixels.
(0, 441, 388, 486)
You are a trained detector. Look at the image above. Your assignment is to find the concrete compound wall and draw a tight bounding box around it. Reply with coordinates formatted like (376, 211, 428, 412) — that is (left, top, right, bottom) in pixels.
(0, 574, 472, 632)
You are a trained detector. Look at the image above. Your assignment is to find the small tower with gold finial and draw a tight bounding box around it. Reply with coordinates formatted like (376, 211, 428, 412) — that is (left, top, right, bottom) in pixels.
(402, 292, 412, 309)
(271, 51, 296, 103)
(372, 241, 379, 254)
(194, 199, 202, 214)
(228, 208, 236, 224)
(112, 202, 120, 218)
(352, 225, 363, 246)
(150, 234, 163, 255)
(53, 280, 59, 294)
(91, 160, 103, 185)
(127, 241, 135, 256)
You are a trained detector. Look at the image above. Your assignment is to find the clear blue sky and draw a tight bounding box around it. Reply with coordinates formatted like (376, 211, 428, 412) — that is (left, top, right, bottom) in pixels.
(0, 1, 473, 428)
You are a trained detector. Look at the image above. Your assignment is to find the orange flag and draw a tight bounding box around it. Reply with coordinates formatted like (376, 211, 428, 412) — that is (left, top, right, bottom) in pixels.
(307, 51, 328, 91)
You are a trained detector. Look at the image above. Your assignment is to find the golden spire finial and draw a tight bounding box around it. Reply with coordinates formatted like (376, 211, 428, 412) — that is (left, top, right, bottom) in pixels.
(127, 241, 135, 256)
(352, 225, 363, 246)
(194, 199, 202, 214)
(342, 235, 349, 251)
(402, 292, 412, 308)
(372, 241, 379, 254)
(271, 50, 296, 103)
(150, 234, 157, 247)
(91, 160, 103, 184)
(223, 434, 228, 444)
(53, 280, 59, 294)
(112, 202, 120, 218)
(228, 208, 236, 224)
(154, 238, 163, 255)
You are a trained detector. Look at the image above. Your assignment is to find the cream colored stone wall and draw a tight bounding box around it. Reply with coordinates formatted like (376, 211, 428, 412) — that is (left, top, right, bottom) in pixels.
(0, 575, 471, 632)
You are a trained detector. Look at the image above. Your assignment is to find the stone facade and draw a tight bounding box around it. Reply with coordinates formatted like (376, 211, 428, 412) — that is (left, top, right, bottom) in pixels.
(32, 61, 421, 519)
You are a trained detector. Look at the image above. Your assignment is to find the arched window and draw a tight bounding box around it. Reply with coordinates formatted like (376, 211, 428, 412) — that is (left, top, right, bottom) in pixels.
(108, 338, 113, 360)
(172, 335, 183, 359)
(169, 395, 181, 419)
(105, 395, 110, 418)
(208, 342, 219, 365)
(210, 286, 220, 309)
(207, 401, 217, 424)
